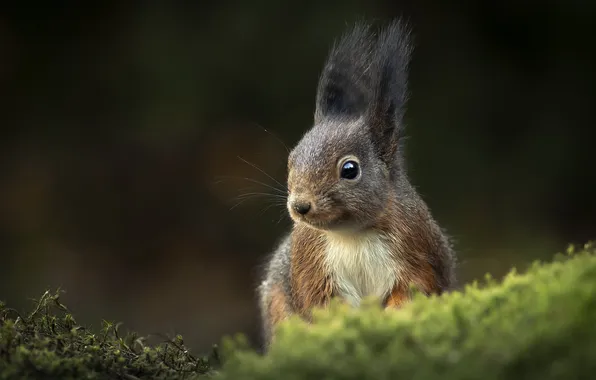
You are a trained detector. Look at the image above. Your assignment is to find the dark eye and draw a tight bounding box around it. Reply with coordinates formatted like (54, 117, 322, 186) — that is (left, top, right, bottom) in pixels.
(340, 160, 360, 180)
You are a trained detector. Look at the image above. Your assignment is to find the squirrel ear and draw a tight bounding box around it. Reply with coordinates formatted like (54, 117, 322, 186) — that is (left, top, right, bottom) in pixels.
(366, 20, 413, 165)
(314, 23, 376, 123)
(314, 20, 413, 165)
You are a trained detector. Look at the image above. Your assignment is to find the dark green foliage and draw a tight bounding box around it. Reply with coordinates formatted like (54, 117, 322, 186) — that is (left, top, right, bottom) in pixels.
(218, 243, 596, 380)
(0, 291, 220, 379)
(2, 244, 595, 379)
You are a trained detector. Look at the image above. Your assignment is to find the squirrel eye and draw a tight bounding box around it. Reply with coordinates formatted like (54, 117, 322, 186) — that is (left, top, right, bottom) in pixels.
(340, 160, 360, 180)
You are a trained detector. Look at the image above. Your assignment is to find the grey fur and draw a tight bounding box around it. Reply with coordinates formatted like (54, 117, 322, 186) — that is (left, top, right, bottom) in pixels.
(257, 235, 292, 346)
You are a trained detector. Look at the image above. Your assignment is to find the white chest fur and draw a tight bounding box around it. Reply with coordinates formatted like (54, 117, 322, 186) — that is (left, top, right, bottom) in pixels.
(324, 231, 397, 307)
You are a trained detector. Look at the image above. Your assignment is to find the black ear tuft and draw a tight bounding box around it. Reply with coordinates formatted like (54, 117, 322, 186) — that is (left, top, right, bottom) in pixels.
(369, 19, 412, 129)
(367, 19, 413, 161)
(314, 19, 413, 163)
(314, 22, 377, 122)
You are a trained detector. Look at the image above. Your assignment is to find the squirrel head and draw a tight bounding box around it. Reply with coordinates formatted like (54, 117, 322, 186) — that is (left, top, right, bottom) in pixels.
(286, 20, 413, 233)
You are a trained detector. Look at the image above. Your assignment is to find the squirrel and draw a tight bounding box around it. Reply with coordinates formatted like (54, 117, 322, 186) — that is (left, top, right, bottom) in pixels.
(257, 19, 456, 347)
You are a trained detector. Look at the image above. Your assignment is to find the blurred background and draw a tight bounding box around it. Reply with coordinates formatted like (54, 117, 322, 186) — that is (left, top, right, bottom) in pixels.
(1, 1, 595, 352)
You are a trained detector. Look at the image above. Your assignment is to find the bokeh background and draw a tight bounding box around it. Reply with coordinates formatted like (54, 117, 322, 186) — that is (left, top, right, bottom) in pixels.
(1, 1, 595, 352)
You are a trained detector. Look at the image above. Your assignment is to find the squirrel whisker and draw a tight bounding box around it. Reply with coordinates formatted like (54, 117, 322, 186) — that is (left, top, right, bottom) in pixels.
(229, 197, 286, 212)
(248, 122, 291, 155)
(275, 209, 289, 225)
(230, 191, 287, 212)
(234, 191, 286, 199)
(215, 175, 287, 195)
(236, 156, 288, 191)
(257, 202, 287, 217)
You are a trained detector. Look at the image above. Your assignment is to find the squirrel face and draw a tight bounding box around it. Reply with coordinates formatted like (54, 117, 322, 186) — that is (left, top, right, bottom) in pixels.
(287, 117, 391, 232)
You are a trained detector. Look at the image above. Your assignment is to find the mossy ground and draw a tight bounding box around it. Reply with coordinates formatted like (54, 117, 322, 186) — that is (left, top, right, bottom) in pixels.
(1, 243, 595, 379)
(0, 291, 220, 379)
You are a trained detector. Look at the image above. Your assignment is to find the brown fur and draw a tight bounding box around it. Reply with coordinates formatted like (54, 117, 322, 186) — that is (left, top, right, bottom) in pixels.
(376, 192, 451, 295)
(384, 282, 410, 309)
(289, 225, 333, 319)
(260, 188, 451, 341)
(268, 284, 291, 327)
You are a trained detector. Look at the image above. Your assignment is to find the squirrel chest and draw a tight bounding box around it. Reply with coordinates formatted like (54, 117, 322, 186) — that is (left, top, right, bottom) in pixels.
(324, 231, 398, 307)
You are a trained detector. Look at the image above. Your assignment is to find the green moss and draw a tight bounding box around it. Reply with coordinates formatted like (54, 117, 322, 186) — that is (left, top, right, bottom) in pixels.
(2, 244, 595, 379)
(218, 243, 596, 380)
(0, 290, 220, 379)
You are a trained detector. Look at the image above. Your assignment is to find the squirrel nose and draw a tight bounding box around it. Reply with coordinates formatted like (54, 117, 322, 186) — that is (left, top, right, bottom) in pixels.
(293, 201, 311, 215)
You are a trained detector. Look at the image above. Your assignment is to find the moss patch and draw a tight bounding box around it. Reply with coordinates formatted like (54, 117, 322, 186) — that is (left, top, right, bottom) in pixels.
(219, 243, 596, 380)
(1, 243, 595, 379)
(0, 290, 220, 379)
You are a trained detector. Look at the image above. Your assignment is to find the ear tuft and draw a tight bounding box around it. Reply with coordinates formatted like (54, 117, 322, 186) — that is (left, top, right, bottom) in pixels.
(314, 19, 413, 163)
(368, 19, 413, 161)
(369, 19, 413, 130)
(314, 22, 377, 122)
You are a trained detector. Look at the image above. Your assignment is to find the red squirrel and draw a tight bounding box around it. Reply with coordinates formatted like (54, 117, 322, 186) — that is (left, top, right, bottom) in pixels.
(257, 19, 456, 347)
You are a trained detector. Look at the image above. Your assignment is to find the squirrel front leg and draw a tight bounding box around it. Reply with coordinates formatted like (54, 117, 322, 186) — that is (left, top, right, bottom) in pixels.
(384, 282, 410, 309)
(385, 264, 441, 309)
(262, 281, 332, 347)
(261, 283, 293, 346)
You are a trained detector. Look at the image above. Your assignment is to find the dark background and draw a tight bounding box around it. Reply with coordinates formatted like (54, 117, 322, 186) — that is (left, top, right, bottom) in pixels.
(1, 1, 595, 352)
